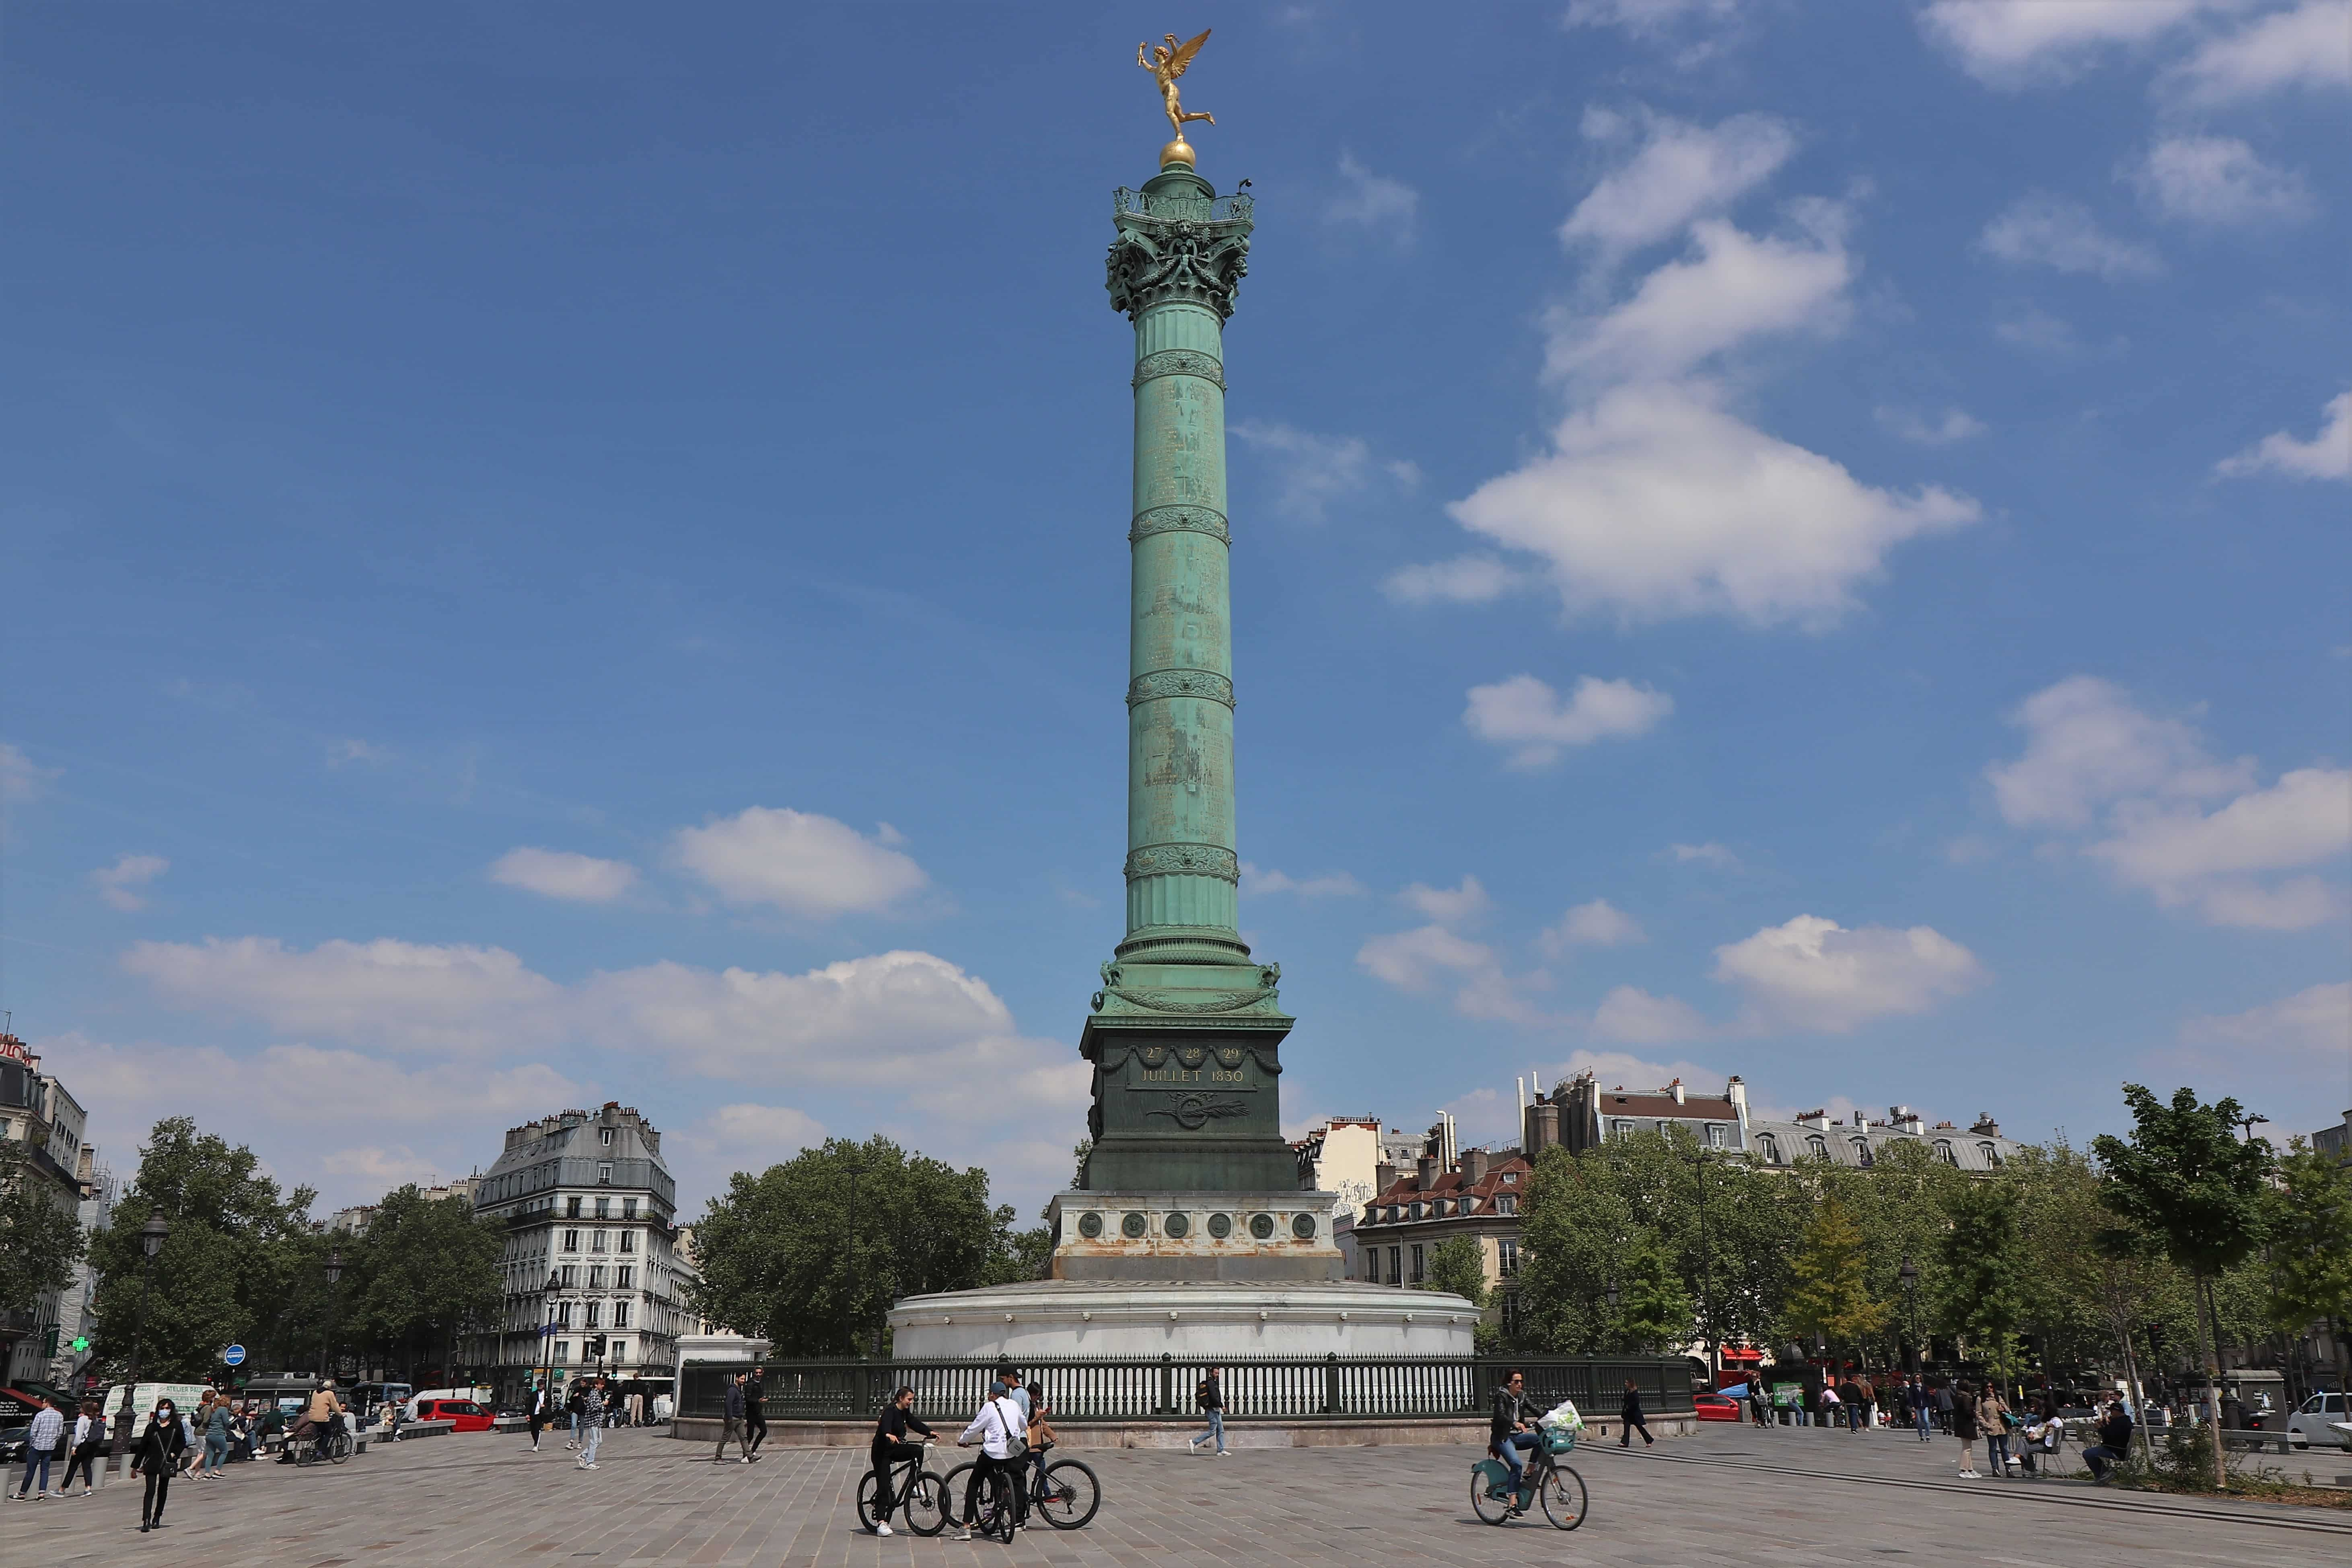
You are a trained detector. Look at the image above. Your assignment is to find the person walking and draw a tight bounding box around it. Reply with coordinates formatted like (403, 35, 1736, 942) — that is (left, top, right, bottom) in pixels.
(1912, 1377, 1933, 1442)
(1852, 1372, 1876, 1433)
(130, 1399, 186, 1532)
(1951, 1380, 1982, 1478)
(199, 1393, 235, 1479)
(714, 1372, 755, 1463)
(867, 1386, 936, 1537)
(576, 1377, 608, 1470)
(564, 1381, 584, 1449)
(1934, 1379, 1953, 1434)
(10, 1394, 62, 1500)
(1187, 1366, 1226, 1457)
(1618, 1379, 1655, 1447)
(744, 1367, 768, 1456)
(61, 1400, 103, 1496)
(526, 1382, 549, 1452)
(1747, 1371, 1771, 1430)
(954, 1381, 1029, 1541)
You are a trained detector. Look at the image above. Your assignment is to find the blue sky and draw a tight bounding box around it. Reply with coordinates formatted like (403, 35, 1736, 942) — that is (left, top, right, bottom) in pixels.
(5, 2, 2346, 1219)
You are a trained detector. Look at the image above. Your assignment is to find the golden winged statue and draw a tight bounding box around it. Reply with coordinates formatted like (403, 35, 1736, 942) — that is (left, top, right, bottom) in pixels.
(1138, 29, 1215, 140)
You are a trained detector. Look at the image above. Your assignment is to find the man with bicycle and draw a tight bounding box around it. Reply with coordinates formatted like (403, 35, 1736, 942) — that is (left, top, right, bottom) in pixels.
(954, 1379, 1030, 1541)
(867, 1386, 936, 1538)
(1489, 1370, 1540, 1514)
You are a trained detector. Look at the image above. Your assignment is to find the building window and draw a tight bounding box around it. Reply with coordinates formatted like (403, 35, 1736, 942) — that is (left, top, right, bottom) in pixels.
(619, 1231, 635, 1254)
(622, 1198, 638, 1220)
(1807, 1135, 1829, 1161)
(556, 1301, 574, 1328)
(1457, 1196, 1477, 1214)
(1758, 1134, 1781, 1164)
(562, 1229, 579, 1252)
(1978, 1142, 2000, 1167)
(1934, 1141, 1956, 1165)
(1500, 1173, 1516, 1184)
(588, 1266, 605, 1289)
(586, 1301, 602, 1329)
(1494, 1196, 1517, 1216)
(600, 1127, 614, 1146)
(1387, 1247, 1401, 1285)
(553, 1341, 570, 1364)
(559, 1264, 578, 1287)
(613, 1303, 630, 1329)
(1612, 1119, 1633, 1138)
(617, 1266, 634, 1289)
(1498, 1240, 1520, 1277)
(1409, 1244, 1425, 1284)
(1408, 1201, 1424, 1221)
(592, 1230, 608, 1253)
(566, 1196, 581, 1219)
(1851, 1140, 1873, 1167)
(1705, 1124, 1725, 1148)
(598, 1162, 613, 1185)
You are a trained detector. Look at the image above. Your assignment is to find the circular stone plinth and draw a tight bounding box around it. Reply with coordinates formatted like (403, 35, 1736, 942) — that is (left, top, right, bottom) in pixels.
(887, 1278, 1478, 1361)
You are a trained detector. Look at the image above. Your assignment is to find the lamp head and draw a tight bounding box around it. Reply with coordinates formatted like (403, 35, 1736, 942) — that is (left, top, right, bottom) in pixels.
(325, 1248, 343, 1284)
(140, 1213, 170, 1258)
(1898, 1257, 1917, 1286)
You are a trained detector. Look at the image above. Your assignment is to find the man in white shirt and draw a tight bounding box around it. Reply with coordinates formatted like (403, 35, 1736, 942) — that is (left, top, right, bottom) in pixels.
(953, 1388, 1029, 1541)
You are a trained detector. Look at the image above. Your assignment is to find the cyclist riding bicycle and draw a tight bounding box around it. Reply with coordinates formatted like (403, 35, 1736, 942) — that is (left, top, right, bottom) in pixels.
(867, 1386, 937, 1537)
(1489, 1369, 1540, 1513)
(289, 1380, 347, 1459)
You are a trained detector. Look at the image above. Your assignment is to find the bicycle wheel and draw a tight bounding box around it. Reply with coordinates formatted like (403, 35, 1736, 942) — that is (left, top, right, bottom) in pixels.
(1035, 1457, 1101, 1529)
(905, 1470, 953, 1538)
(939, 1459, 976, 1527)
(856, 1471, 881, 1532)
(977, 1467, 1015, 1543)
(1540, 1463, 1587, 1531)
(1469, 1467, 1514, 1525)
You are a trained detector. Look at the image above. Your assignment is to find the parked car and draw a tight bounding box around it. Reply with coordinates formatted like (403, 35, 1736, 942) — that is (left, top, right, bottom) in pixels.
(412, 1397, 496, 1432)
(0, 1422, 31, 1465)
(2288, 1392, 2351, 1451)
(1693, 1392, 1743, 1422)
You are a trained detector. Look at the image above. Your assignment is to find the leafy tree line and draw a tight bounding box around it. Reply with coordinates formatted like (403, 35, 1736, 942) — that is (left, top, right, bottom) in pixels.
(87, 1117, 503, 1383)
(0, 1136, 89, 1321)
(1507, 1085, 2351, 1426)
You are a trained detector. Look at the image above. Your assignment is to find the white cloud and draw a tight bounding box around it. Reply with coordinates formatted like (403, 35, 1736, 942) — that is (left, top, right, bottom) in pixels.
(1979, 194, 2163, 278)
(1920, 0, 2234, 86)
(1589, 985, 1714, 1042)
(1381, 555, 1521, 606)
(92, 854, 169, 912)
(320, 1145, 444, 1187)
(1875, 406, 1988, 445)
(1464, 674, 1674, 768)
(1541, 899, 1646, 954)
(1549, 212, 1854, 384)
(2181, 981, 2352, 1057)
(674, 806, 926, 919)
(679, 1102, 828, 1161)
(1, 742, 55, 806)
(1987, 678, 2347, 929)
(1712, 914, 1986, 1033)
(326, 738, 391, 768)
(2218, 390, 2352, 480)
(1994, 305, 2091, 356)
(1399, 876, 1492, 925)
(1243, 864, 1367, 898)
(2166, 1, 2352, 103)
(1355, 924, 1535, 1023)
(1564, 0, 1746, 64)
(1325, 152, 1419, 242)
(124, 935, 565, 1053)
(1670, 841, 1740, 868)
(2134, 135, 2314, 224)
(1987, 675, 2253, 829)
(489, 846, 639, 903)
(1560, 111, 1798, 267)
(1230, 420, 1416, 523)
(1450, 383, 1979, 628)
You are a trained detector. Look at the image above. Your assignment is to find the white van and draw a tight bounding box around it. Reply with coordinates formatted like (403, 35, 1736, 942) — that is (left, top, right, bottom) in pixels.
(2287, 1391, 2351, 1451)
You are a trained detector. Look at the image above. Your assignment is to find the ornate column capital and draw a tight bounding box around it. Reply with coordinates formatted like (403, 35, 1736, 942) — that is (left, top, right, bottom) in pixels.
(1106, 187, 1254, 322)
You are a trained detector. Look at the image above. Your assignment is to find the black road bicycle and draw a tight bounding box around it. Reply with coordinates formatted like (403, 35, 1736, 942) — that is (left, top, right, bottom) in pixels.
(855, 1440, 951, 1537)
(942, 1450, 1102, 1535)
(293, 1423, 352, 1467)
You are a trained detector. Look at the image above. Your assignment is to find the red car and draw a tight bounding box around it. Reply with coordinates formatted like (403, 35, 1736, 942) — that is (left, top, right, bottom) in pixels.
(414, 1397, 496, 1432)
(1694, 1392, 1744, 1422)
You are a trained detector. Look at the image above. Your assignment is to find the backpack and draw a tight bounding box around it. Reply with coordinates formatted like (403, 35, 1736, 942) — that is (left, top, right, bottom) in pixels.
(1196, 1379, 1215, 1411)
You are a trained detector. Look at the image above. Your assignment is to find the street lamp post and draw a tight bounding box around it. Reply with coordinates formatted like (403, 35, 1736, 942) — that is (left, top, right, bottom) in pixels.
(111, 1212, 170, 1475)
(1898, 1256, 1920, 1377)
(842, 1152, 877, 1358)
(1692, 1143, 1716, 1380)
(320, 1249, 344, 1384)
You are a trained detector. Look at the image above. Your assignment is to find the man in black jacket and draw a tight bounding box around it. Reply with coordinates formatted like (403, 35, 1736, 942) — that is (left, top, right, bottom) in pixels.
(1619, 1379, 1655, 1447)
(2080, 1398, 2134, 1482)
(744, 1369, 768, 1455)
(1489, 1371, 1539, 1506)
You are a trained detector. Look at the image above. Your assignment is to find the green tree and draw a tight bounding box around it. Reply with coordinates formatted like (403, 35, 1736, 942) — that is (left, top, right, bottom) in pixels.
(2091, 1084, 2274, 1488)
(1936, 1178, 2027, 1387)
(88, 1118, 317, 1381)
(1615, 1240, 1692, 1353)
(1422, 1234, 1488, 1308)
(2266, 1137, 2352, 1391)
(0, 1137, 86, 1315)
(1783, 1193, 1889, 1358)
(1516, 1145, 1637, 1353)
(687, 1136, 1009, 1355)
(346, 1186, 505, 1382)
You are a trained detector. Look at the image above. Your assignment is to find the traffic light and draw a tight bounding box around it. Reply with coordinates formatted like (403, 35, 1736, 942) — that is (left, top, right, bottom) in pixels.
(584, 1334, 607, 1360)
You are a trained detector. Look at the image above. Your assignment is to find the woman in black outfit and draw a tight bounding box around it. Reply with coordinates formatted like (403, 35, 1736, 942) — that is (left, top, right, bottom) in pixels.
(131, 1399, 188, 1532)
(866, 1386, 936, 1537)
(1618, 1379, 1655, 1447)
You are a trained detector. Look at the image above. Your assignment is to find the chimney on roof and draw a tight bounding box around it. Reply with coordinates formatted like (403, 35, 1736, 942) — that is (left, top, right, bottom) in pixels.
(1375, 1159, 1397, 1194)
(1461, 1147, 1491, 1184)
(1669, 1078, 1685, 1104)
(1726, 1076, 1748, 1122)
(1417, 1155, 1439, 1190)
(1971, 1114, 2000, 1138)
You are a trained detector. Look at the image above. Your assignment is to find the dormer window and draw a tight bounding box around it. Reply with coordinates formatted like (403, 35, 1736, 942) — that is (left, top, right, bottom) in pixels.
(1850, 1139, 1873, 1167)
(1494, 1196, 1517, 1215)
(1500, 1173, 1517, 1184)
(1458, 1196, 1478, 1214)
(1977, 1142, 1999, 1167)
(600, 1127, 615, 1146)
(1758, 1133, 1781, 1164)
(598, 1162, 613, 1185)
(1934, 1141, 1956, 1165)
(1807, 1135, 1829, 1160)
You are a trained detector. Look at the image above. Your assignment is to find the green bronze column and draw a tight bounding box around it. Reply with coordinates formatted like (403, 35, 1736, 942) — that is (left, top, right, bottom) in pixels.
(1069, 145, 1309, 1223)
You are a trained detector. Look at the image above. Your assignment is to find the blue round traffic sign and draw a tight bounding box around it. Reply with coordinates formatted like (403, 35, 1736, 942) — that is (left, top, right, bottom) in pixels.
(222, 1344, 246, 1367)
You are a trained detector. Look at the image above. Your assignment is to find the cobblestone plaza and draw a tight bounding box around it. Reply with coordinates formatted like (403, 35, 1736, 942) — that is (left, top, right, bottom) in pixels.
(14, 1426, 2348, 1567)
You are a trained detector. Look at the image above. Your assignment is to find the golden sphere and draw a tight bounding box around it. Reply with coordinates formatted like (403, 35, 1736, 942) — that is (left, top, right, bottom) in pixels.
(1159, 138, 1196, 170)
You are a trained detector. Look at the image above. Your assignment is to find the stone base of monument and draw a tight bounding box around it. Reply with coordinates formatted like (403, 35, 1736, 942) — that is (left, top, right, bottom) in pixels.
(886, 1277, 1477, 1360)
(1043, 1189, 1347, 1282)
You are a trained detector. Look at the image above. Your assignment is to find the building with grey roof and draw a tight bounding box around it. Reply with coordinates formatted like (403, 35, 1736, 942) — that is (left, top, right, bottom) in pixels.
(1745, 1106, 2026, 1173)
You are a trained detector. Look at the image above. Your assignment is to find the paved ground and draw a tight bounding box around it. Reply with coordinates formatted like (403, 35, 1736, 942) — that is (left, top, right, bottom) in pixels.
(9, 1422, 2348, 1566)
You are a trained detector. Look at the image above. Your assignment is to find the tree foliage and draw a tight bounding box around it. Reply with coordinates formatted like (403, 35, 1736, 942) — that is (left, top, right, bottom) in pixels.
(2265, 1137, 2352, 1382)
(89, 1118, 319, 1380)
(1422, 1234, 1487, 1308)
(344, 1186, 505, 1378)
(687, 1136, 1020, 1355)
(1615, 1239, 1692, 1353)
(1782, 1193, 1888, 1353)
(1936, 1178, 2027, 1382)
(0, 1136, 86, 1312)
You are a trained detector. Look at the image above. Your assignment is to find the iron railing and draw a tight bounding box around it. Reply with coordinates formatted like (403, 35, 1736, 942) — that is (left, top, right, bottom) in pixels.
(676, 1354, 1692, 1424)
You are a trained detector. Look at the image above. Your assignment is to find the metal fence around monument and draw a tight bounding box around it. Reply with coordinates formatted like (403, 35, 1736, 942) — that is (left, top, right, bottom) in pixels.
(676, 1354, 1693, 1425)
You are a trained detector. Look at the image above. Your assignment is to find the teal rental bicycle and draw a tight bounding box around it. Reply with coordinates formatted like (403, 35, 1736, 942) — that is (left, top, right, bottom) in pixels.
(1471, 1426, 1587, 1530)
